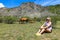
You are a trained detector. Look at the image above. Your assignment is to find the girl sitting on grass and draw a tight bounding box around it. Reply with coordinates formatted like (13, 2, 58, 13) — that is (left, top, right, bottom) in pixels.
(36, 17, 52, 36)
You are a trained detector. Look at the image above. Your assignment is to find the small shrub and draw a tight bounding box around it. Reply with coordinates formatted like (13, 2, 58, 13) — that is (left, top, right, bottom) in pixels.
(33, 17, 41, 22)
(40, 16, 47, 21)
(4, 16, 17, 24)
(51, 16, 57, 27)
(0, 17, 3, 23)
(56, 16, 60, 21)
(36, 18, 41, 22)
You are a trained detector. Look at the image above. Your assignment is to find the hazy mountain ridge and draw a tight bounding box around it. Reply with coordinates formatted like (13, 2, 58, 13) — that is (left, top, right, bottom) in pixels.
(0, 2, 55, 18)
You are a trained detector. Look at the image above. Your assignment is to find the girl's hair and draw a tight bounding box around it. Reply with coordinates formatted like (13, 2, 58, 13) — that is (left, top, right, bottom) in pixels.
(46, 17, 51, 21)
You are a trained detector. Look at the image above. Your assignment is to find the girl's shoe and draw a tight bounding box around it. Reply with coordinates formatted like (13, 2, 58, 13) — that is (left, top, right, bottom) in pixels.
(36, 32, 41, 36)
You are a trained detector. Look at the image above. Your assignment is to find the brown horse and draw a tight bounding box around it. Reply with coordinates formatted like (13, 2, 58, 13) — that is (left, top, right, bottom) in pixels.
(19, 18, 28, 24)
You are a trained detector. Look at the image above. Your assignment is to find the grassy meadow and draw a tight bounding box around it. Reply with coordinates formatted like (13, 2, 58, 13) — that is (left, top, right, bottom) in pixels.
(0, 21, 60, 40)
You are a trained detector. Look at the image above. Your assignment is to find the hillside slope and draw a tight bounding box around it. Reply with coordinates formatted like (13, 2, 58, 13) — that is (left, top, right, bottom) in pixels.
(0, 2, 54, 18)
(47, 5, 60, 15)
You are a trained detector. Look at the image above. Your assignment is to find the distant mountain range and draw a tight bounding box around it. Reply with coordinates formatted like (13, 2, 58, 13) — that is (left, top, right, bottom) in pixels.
(0, 2, 58, 18)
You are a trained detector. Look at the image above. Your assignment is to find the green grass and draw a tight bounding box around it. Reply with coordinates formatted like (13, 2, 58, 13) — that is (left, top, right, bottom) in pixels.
(0, 21, 60, 40)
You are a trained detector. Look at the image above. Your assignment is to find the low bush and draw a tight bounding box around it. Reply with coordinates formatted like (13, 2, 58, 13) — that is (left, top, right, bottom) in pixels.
(51, 16, 57, 27)
(33, 17, 41, 22)
(4, 16, 17, 24)
(0, 16, 3, 23)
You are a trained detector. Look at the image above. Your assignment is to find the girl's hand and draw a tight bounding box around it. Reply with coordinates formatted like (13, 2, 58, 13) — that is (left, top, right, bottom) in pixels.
(44, 27, 47, 29)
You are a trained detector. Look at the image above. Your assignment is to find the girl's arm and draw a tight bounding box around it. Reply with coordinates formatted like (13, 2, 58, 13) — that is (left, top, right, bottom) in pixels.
(44, 22, 51, 29)
(40, 22, 45, 28)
